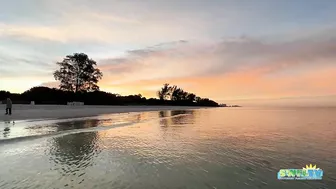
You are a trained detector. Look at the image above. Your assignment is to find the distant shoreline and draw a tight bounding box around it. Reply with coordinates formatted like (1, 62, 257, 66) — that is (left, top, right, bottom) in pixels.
(0, 104, 208, 121)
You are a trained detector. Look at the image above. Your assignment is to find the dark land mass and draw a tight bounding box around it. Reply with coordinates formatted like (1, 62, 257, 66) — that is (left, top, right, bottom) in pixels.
(0, 86, 219, 107)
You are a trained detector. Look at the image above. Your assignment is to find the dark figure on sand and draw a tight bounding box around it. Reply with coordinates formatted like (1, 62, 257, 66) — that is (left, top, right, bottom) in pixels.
(5, 98, 12, 115)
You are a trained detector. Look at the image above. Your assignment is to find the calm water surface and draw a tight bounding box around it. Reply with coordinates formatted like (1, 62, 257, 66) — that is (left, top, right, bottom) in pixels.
(0, 107, 335, 189)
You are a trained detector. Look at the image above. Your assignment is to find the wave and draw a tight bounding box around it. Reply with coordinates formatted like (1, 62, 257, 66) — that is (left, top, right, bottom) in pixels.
(0, 112, 192, 145)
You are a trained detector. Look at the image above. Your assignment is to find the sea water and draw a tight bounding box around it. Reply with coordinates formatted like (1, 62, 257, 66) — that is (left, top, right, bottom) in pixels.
(0, 107, 335, 189)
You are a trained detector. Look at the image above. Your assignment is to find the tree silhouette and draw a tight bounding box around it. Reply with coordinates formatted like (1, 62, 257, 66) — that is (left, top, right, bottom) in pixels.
(155, 83, 218, 106)
(157, 83, 171, 100)
(170, 86, 183, 101)
(170, 85, 189, 101)
(53, 53, 103, 93)
(186, 93, 196, 102)
(2, 84, 220, 107)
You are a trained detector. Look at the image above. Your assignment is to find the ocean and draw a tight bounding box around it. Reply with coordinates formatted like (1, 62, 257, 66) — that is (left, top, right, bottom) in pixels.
(0, 107, 335, 189)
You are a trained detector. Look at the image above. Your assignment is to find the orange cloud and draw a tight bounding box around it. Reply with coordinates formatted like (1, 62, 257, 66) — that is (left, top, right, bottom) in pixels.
(15, 30, 334, 104)
(40, 60, 336, 102)
(96, 33, 336, 101)
(98, 64, 336, 101)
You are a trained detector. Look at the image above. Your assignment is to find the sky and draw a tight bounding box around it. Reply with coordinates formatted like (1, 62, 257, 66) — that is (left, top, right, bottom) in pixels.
(0, 0, 335, 106)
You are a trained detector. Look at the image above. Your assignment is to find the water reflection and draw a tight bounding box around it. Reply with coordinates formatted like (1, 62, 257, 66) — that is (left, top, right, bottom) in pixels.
(159, 110, 195, 127)
(2, 121, 13, 138)
(3, 127, 10, 138)
(48, 119, 101, 187)
(171, 110, 195, 125)
(157, 110, 197, 145)
(54, 119, 101, 131)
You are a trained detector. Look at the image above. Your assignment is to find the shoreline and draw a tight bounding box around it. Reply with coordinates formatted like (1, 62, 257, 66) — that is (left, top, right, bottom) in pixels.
(0, 104, 207, 121)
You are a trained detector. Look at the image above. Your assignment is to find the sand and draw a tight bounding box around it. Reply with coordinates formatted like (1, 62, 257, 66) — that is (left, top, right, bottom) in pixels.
(0, 104, 204, 121)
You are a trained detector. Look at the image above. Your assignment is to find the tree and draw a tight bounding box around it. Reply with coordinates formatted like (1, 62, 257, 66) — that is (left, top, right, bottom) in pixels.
(156, 83, 219, 106)
(157, 83, 171, 100)
(171, 86, 182, 101)
(53, 53, 103, 93)
(186, 93, 196, 102)
(195, 96, 202, 103)
(170, 86, 188, 101)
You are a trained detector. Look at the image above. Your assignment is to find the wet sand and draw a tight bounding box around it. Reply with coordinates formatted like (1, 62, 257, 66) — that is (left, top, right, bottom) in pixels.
(0, 104, 204, 121)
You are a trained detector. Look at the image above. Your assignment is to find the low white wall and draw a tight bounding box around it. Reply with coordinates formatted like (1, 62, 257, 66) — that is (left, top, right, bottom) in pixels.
(67, 101, 84, 106)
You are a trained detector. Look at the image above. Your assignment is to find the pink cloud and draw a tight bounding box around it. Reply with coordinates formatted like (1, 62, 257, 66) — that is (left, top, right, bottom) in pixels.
(97, 31, 336, 100)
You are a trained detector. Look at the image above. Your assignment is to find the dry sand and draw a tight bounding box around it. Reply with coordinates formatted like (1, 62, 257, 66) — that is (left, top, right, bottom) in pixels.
(0, 104, 204, 121)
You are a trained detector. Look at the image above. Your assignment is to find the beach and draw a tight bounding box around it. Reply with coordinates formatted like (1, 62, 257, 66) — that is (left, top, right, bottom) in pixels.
(0, 104, 204, 121)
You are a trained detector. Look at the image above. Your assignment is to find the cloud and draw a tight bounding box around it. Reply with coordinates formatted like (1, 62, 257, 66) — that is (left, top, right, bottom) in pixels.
(101, 64, 336, 101)
(40, 81, 59, 89)
(2, 0, 336, 46)
(0, 1, 201, 45)
(100, 29, 336, 80)
(1, 0, 336, 102)
(86, 12, 141, 24)
(97, 29, 336, 99)
(0, 51, 55, 79)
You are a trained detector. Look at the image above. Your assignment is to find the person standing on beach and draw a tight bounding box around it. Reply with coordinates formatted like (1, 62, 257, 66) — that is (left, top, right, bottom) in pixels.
(5, 98, 12, 115)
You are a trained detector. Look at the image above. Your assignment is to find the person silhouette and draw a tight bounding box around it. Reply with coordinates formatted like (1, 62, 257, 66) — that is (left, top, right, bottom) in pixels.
(5, 98, 12, 115)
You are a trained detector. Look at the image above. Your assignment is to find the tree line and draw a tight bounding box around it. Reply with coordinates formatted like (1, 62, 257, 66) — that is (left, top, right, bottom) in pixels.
(157, 83, 218, 106)
(0, 53, 219, 107)
(0, 86, 218, 106)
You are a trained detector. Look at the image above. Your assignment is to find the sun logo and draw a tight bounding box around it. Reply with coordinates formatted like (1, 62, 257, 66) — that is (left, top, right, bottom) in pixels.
(278, 164, 323, 180)
(303, 164, 320, 170)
